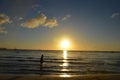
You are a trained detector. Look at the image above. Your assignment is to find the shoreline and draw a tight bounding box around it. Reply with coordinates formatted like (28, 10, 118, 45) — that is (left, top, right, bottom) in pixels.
(0, 74, 120, 80)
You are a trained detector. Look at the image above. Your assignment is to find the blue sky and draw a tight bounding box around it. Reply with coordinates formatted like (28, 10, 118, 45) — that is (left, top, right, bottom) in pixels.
(0, 0, 120, 51)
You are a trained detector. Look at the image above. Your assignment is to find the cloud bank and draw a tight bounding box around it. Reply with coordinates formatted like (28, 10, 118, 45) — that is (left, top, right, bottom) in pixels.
(44, 19, 58, 28)
(21, 14, 47, 28)
(0, 14, 11, 25)
(111, 13, 120, 18)
(0, 14, 11, 33)
(0, 13, 58, 34)
(21, 13, 58, 28)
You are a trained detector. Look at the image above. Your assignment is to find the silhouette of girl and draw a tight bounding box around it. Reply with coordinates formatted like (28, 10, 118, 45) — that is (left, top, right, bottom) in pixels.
(40, 54, 44, 64)
(40, 54, 44, 70)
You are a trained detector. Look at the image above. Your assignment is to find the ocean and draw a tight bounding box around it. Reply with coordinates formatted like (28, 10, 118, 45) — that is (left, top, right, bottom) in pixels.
(0, 50, 120, 76)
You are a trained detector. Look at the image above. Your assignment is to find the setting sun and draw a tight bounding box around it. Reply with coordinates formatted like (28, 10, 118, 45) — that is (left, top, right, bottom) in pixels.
(61, 39, 70, 50)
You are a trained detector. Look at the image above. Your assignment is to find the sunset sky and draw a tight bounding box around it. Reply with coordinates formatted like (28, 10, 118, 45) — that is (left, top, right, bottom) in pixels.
(0, 0, 120, 51)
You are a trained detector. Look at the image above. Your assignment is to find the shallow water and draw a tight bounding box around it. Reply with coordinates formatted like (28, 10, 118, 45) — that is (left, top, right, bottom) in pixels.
(0, 50, 120, 75)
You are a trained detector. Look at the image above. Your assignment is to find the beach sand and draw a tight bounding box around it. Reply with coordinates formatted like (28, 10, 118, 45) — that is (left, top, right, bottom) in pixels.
(0, 74, 120, 80)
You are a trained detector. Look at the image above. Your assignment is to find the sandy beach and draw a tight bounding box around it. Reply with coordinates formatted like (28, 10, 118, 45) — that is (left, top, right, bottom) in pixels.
(0, 74, 120, 80)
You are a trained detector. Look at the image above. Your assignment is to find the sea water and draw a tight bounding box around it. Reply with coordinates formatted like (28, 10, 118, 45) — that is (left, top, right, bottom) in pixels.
(0, 50, 120, 75)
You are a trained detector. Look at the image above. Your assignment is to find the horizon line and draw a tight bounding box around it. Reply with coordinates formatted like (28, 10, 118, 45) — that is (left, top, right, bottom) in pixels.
(0, 48, 120, 52)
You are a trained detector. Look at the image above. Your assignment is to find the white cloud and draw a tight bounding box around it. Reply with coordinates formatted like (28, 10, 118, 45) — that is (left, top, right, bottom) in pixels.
(62, 15, 71, 21)
(0, 14, 11, 25)
(111, 13, 120, 18)
(44, 18, 58, 28)
(21, 13, 47, 28)
(21, 13, 58, 28)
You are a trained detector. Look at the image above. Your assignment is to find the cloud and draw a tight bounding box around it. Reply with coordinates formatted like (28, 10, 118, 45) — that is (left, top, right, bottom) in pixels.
(0, 14, 11, 25)
(21, 13, 58, 28)
(14, 16, 23, 21)
(21, 13, 47, 28)
(0, 27, 7, 33)
(0, 14, 11, 33)
(18, 17, 23, 20)
(62, 15, 71, 21)
(44, 19, 58, 28)
(111, 13, 120, 18)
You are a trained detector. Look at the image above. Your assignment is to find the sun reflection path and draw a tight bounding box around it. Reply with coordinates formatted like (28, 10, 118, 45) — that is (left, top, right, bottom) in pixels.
(62, 50, 68, 66)
(59, 74, 71, 77)
(59, 50, 71, 77)
(63, 50, 67, 59)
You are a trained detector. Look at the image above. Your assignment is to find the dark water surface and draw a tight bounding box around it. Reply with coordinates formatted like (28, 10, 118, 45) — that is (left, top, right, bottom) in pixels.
(0, 50, 120, 76)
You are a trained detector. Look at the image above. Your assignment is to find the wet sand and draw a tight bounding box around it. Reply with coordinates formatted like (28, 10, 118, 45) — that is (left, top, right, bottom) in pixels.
(0, 74, 120, 80)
